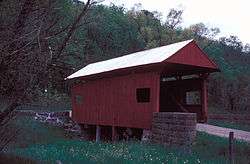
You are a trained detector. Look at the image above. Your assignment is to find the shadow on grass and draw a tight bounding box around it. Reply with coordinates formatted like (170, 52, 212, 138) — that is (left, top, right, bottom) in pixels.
(0, 154, 36, 164)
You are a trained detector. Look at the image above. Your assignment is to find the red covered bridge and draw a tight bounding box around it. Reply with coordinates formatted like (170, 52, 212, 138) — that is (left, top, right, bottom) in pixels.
(66, 40, 219, 140)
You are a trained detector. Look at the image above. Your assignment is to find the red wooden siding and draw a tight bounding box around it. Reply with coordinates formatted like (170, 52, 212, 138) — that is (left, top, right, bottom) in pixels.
(201, 78, 208, 122)
(72, 72, 160, 129)
(69, 41, 219, 129)
(166, 42, 218, 69)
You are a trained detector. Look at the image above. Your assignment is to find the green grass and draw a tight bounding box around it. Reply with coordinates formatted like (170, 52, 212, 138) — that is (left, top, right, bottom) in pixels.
(193, 132, 250, 163)
(5, 115, 76, 150)
(208, 106, 232, 115)
(208, 105, 250, 115)
(9, 141, 197, 164)
(7, 133, 250, 164)
(208, 106, 250, 132)
(3, 114, 250, 164)
(0, 154, 36, 164)
(208, 120, 250, 132)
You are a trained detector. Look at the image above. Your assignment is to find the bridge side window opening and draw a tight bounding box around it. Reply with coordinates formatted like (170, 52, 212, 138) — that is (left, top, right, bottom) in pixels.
(75, 95, 83, 105)
(136, 88, 150, 103)
(185, 90, 201, 105)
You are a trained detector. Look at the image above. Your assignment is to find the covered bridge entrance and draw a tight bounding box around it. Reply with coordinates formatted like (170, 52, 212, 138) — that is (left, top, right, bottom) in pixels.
(160, 73, 208, 122)
(66, 39, 219, 139)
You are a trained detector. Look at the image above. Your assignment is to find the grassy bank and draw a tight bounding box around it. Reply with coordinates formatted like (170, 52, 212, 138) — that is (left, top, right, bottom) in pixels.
(208, 106, 250, 132)
(208, 120, 250, 132)
(3, 114, 250, 163)
(6, 133, 250, 164)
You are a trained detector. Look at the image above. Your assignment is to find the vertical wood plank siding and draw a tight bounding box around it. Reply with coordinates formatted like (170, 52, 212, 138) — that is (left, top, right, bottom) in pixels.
(70, 42, 218, 129)
(167, 42, 217, 68)
(72, 72, 160, 129)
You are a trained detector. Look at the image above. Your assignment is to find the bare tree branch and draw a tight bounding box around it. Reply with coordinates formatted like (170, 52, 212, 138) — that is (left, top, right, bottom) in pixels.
(53, 0, 92, 60)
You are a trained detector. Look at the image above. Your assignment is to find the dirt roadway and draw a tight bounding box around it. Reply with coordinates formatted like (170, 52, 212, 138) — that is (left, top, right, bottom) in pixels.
(196, 123, 250, 143)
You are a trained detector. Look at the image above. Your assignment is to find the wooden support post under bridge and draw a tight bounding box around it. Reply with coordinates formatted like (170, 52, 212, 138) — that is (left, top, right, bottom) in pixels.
(96, 125, 101, 142)
(112, 126, 117, 141)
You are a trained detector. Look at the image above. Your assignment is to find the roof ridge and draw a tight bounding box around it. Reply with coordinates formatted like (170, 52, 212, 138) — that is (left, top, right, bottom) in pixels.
(66, 39, 194, 79)
(87, 39, 193, 66)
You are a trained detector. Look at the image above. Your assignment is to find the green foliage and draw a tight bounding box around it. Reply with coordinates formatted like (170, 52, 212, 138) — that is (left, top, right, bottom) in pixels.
(1, 1, 249, 111)
(84, 5, 145, 61)
(204, 42, 238, 79)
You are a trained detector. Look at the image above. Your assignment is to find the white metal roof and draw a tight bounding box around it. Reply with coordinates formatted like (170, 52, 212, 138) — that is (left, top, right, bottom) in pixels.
(66, 39, 193, 79)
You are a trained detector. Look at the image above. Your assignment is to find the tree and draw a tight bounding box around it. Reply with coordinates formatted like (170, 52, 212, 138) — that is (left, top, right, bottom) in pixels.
(164, 8, 184, 43)
(0, 0, 96, 151)
(165, 8, 183, 30)
(0, 1, 250, 150)
(243, 43, 250, 53)
(219, 35, 243, 51)
(128, 8, 169, 49)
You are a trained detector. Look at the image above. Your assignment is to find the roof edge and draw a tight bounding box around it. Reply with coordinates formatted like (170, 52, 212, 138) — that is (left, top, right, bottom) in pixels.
(65, 39, 195, 80)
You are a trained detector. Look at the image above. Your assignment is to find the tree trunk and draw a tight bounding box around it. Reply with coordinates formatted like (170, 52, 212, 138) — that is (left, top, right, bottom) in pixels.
(0, 100, 19, 126)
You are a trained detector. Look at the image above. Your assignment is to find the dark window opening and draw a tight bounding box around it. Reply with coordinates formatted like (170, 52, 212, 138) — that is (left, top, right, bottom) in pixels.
(75, 95, 83, 104)
(185, 90, 201, 105)
(136, 88, 150, 103)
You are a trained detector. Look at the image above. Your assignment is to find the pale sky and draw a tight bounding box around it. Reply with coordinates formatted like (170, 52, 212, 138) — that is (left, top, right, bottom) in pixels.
(100, 0, 250, 45)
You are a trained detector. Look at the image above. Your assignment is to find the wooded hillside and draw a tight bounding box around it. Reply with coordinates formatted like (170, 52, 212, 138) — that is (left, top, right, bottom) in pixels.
(1, 0, 249, 113)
